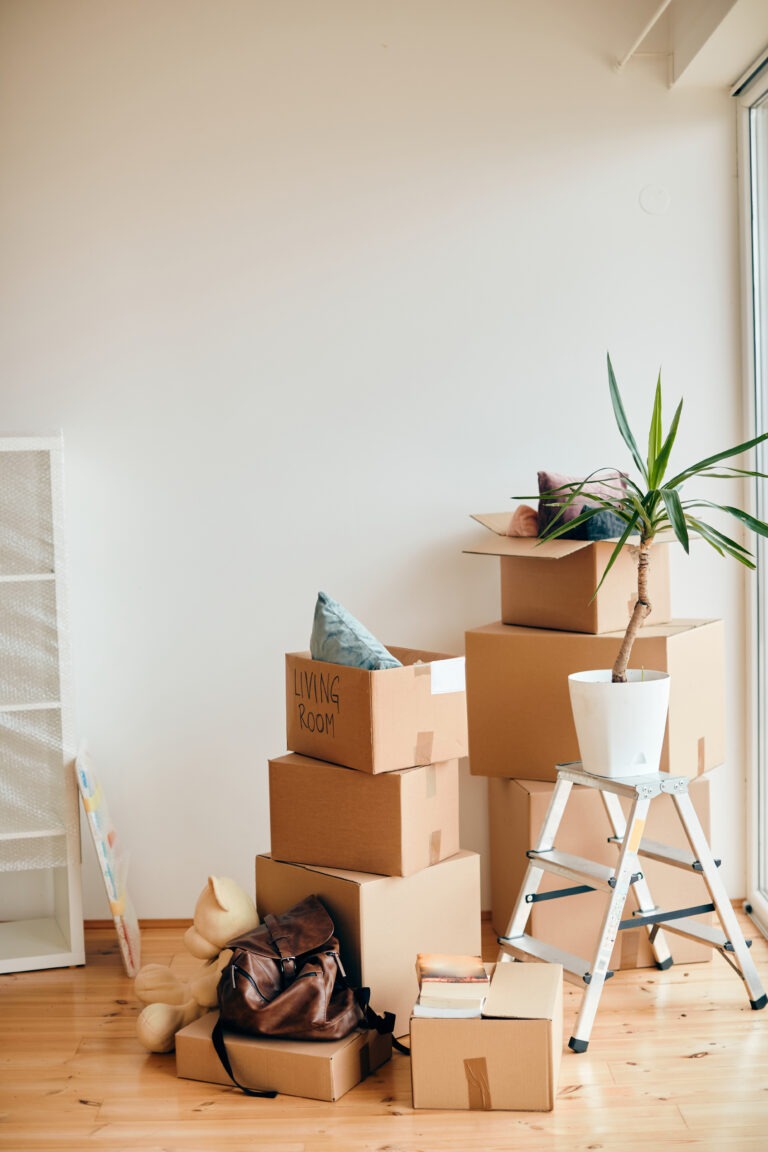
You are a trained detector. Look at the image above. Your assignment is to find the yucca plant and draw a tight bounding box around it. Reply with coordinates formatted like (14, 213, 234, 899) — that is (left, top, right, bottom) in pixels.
(538, 353, 768, 683)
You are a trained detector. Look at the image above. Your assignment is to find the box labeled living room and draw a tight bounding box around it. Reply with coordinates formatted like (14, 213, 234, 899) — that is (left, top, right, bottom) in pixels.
(285, 646, 468, 774)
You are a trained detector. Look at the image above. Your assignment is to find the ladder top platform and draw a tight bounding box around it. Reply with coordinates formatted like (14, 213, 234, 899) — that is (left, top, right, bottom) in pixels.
(555, 761, 691, 798)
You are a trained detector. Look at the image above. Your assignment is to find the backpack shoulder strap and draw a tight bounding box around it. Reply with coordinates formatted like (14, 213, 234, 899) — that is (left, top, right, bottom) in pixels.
(353, 986, 410, 1056)
(210, 1016, 278, 1098)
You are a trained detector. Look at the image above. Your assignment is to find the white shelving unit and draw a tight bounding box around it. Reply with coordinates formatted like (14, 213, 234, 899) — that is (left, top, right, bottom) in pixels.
(0, 436, 84, 972)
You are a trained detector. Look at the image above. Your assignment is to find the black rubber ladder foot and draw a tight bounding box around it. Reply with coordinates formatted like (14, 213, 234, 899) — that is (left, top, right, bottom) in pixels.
(656, 956, 674, 970)
(568, 1036, 589, 1053)
(750, 993, 767, 1010)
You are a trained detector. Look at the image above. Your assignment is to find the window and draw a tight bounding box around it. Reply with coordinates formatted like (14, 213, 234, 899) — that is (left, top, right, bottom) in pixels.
(738, 56, 768, 937)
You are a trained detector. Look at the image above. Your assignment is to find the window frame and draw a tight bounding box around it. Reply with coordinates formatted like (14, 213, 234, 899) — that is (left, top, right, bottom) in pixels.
(737, 62, 768, 938)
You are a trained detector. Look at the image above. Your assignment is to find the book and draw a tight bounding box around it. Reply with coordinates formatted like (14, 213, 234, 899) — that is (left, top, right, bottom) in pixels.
(415, 952, 489, 983)
(411, 1001, 484, 1019)
(418, 980, 490, 1011)
(416, 952, 491, 1012)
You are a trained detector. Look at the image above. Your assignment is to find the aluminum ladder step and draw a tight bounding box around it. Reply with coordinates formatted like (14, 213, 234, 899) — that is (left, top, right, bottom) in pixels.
(527, 848, 622, 893)
(497, 931, 614, 985)
(609, 835, 721, 872)
(660, 915, 751, 952)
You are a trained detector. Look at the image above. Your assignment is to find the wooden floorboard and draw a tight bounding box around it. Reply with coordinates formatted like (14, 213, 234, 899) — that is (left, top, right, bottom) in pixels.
(0, 910, 767, 1150)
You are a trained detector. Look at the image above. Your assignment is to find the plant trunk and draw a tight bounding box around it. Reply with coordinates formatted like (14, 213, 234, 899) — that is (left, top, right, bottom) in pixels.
(612, 542, 652, 683)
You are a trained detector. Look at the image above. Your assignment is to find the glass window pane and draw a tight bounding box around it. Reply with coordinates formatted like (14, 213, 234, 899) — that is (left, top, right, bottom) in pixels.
(751, 89, 768, 922)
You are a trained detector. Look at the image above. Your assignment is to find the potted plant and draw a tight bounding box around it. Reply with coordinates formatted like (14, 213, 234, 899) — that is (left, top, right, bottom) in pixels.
(535, 353, 768, 777)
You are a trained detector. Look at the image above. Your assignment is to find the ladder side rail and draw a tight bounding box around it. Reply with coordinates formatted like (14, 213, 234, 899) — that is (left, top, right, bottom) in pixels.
(497, 777, 574, 961)
(600, 789, 673, 968)
(672, 790, 766, 1007)
(570, 790, 652, 1052)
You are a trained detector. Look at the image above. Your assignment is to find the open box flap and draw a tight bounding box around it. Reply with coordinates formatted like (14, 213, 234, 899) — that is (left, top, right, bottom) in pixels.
(466, 512, 675, 560)
(482, 962, 562, 1021)
(466, 513, 599, 559)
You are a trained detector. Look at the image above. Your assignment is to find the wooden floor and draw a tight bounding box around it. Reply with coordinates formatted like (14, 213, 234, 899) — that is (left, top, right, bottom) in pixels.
(1, 910, 767, 1151)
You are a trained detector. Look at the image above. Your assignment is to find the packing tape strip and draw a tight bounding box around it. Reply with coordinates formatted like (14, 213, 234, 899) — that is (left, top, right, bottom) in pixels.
(413, 662, 431, 677)
(424, 764, 437, 798)
(414, 731, 434, 765)
(698, 737, 706, 774)
(429, 829, 441, 866)
(627, 817, 646, 855)
(464, 1056, 492, 1110)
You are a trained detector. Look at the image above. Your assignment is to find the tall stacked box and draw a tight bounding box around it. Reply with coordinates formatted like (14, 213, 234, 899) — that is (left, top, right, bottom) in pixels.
(273, 645, 480, 1037)
(464, 512, 726, 970)
(177, 642, 479, 1095)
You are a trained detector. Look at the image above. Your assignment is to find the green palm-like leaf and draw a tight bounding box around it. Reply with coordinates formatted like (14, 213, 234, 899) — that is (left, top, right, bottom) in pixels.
(666, 431, 768, 489)
(647, 373, 663, 485)
(683, 499, 768, 539)
(650, 398, 683, 488)
(526, 355, 768, 680)
(608, 354, 648, 483)
(530, 354, 768, 678)
(535, 501, 635, 542)
(685, 515, 757, 566)
(681, 511, 753, 557)
(697, 466, 768, 480)
(661, 488, 689, 552)
(592, 510, 642, 596)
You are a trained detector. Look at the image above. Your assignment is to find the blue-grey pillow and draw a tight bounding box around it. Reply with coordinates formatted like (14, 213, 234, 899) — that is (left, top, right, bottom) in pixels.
(581, 507, 638, 541)
(310, 591, 402, 670)
(539, 505, 637, 541)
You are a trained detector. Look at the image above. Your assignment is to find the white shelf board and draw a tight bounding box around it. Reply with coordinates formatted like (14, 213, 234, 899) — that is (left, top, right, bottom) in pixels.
(0, 916, 84, 973)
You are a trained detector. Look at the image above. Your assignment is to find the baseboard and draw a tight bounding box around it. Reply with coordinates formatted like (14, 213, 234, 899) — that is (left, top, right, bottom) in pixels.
(84, 918, 194, 930)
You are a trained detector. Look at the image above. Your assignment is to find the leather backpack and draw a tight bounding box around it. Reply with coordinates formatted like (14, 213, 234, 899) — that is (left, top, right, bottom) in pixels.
(212, 894, 398, 1095)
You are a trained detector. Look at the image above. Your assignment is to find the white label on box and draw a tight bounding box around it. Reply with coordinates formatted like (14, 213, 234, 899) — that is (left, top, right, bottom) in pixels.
(429, 657, 465, 695)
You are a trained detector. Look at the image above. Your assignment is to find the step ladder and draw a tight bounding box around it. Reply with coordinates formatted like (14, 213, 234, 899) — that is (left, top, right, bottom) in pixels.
(497, 762, 767, 1052)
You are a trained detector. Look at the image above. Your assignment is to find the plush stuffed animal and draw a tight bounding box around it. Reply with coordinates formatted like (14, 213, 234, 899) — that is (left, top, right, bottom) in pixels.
(134, 874, 260, 1053)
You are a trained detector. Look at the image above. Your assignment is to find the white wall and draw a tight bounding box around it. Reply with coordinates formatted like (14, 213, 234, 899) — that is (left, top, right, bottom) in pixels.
(0, 0, 751, 917)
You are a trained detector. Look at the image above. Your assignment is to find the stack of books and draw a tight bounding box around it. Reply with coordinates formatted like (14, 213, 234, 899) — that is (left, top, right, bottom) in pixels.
(412, 952, 491, 1018)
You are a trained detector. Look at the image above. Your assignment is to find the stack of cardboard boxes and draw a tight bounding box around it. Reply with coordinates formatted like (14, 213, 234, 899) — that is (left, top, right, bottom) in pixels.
(177, 641, 482, 1100)
(464, 514, 724, 971)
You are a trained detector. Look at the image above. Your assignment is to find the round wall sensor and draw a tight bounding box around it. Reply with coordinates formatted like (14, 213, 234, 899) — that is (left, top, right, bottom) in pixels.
(639, 185, 671, 215)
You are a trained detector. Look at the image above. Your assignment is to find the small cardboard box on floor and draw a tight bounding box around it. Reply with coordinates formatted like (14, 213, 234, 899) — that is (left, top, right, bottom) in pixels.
(466, 618, 724, 781)
(285, 646, 467, 774)
(410, 962, 562, 1111)
(176, 1011, 391, 1101)
(269, 753, 460, 876)
(256, 850, 481, 1037)
(464, 513, 671, 634)
(488, 775, 714, 968)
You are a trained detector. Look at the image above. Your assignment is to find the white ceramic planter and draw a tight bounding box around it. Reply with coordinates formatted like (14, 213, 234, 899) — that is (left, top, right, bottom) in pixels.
(568, 669, 671, 779)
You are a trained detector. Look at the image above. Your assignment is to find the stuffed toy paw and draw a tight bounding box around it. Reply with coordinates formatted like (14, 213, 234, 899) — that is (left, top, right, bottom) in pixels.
(134, 875, 259, 1053)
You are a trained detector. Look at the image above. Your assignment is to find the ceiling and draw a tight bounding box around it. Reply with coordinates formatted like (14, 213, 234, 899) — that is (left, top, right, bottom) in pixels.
(618, 0, 768, 89)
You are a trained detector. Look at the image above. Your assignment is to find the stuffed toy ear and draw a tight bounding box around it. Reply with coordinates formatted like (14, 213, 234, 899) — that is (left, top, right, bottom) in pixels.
(188, 875, 260, 954)
(208, 875, 229, 910)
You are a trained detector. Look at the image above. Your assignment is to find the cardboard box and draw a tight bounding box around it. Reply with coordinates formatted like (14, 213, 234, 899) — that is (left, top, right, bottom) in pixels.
(466, 618, 724, 781)
(256, 850, 482, 1037)
(176, 1011, 391, 1101)
(488, 776, 713, 968)
(410, 962, 562, 1111)
(285, 646, 468, 774)
(269, 753, 460, 877)
(465, 513, 671, 634)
